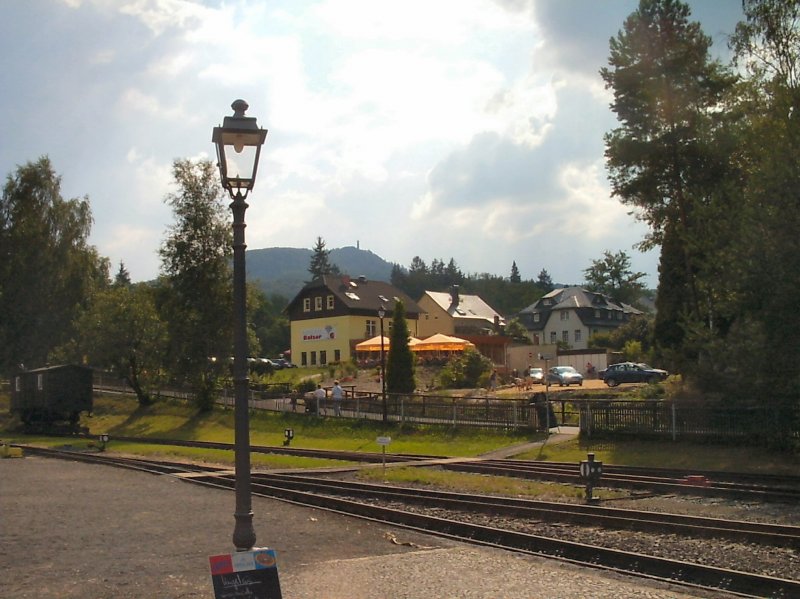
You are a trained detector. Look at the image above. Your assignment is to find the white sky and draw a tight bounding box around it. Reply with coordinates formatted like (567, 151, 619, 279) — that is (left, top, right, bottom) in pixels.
(0, 0, 743, 288)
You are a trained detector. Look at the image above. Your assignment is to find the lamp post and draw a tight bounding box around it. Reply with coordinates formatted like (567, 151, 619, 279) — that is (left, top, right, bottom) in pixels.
(213, 99, 268, 552)
(378, 305, 387, 423)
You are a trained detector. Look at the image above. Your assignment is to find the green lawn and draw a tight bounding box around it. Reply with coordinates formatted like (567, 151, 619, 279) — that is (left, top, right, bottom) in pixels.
(2, 391, 797, 476)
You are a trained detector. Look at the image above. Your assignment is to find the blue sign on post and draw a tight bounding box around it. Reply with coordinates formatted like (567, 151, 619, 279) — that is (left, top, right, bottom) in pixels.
(209, 548, 282, 599)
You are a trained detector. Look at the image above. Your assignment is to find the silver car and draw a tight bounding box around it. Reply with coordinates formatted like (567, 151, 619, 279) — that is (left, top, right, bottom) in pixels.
(528, 367, 545, 384)
(547, 366, 584, 386)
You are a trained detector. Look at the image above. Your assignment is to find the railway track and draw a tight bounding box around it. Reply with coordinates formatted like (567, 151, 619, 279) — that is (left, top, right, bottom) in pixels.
(15, 444, 800, 598)
(67, 434, 800, 503)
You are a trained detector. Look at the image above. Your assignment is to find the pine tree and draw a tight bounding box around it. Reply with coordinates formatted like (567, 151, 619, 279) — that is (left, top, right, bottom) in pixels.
(510, 261, 521, 283)
(307, 236, 339, 280)
(386, 300, 415, 394)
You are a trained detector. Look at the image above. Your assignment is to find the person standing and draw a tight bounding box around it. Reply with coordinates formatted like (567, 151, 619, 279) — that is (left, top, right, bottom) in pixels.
(489, 369, 498, 393)
(313, 383, 326, 415)
(331, 380, 344, 417)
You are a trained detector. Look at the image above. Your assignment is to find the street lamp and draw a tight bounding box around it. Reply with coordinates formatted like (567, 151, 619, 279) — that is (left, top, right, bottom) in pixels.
(378, 305, 387, 423)
(213, 99, 268, 552)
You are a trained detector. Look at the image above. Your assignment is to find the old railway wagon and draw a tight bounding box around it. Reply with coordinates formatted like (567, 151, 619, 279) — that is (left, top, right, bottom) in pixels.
(11, 364, 93, 425)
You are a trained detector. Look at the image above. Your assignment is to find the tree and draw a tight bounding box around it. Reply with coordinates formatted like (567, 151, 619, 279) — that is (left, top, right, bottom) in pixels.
(509, 261, 521, 283)
(72, 284, 166, 406)
(583, 250, 646, 306)
(602, 0, 735, 365)
(114, 262, 132, 287)
(159, 159, 232, 411)
(720, 0, 800, 408)
(536, 269, 554, 292)
(307, 236, 339, 280)
(0, 157, 108, 374)
(385, 300, 415, 393)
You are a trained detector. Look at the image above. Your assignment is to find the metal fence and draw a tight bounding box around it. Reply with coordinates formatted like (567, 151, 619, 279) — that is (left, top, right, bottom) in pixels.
(89, 371, 799, 442)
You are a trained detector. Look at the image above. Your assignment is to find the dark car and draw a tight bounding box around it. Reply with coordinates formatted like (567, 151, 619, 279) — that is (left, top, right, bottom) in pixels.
(599, 362, 668, 387)
(275, 358, 297, 369)
(547, 366, 583, 386)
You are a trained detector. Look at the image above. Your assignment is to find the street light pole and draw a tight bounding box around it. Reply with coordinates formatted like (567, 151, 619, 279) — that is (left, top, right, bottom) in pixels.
(213, 100, 267, 552)
(378, 305, 387, 424)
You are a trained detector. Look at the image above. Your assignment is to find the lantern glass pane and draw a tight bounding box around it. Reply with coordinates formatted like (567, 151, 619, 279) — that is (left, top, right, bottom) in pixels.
(224, 144, 257, 185)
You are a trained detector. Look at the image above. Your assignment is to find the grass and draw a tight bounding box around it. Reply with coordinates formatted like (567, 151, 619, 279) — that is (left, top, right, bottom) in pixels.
(355, 466, 625, 501)
(517, 436, 800, 475)
(2, 390, 797, 477)
(0, 392, 539, 467)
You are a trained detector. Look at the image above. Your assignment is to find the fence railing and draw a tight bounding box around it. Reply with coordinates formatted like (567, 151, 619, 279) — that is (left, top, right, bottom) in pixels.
(90, 371, 799, 442)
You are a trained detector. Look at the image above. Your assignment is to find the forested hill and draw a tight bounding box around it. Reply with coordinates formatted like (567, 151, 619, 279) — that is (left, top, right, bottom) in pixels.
(246, 246, 394, 300)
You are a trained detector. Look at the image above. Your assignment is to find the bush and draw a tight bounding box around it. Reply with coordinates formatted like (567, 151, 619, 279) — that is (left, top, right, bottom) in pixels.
(437, 349, 493, 389)
(294, 379, 316, 394)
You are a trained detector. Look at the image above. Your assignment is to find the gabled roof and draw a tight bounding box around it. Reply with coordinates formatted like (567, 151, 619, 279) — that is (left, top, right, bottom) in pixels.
(520, 286, 641, 316)
(422, 290, 506, 326)
(287, 275, 421, 315)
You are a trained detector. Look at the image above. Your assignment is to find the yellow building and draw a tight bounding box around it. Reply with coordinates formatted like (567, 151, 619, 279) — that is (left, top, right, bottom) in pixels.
(416, 285, 505, 338)
(287, 275, 421, 366)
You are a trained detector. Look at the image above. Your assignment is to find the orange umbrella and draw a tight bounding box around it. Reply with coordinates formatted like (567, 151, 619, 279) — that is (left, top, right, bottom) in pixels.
(355, 335, 391, 352)
(414, 333, 474, 352)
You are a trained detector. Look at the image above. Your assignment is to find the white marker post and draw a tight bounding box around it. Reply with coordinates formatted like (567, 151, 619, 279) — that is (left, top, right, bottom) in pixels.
(376, 436, 391, 479)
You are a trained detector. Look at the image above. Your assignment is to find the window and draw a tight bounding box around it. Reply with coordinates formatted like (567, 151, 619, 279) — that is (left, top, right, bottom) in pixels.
(37, 374, 44, 390)
(15, 376, 21, 392)
(326, 295, 334, 310)
(314, 296, 323, 311)
(594, 309, 601, 318)
(320, 350, 327, 365)
(366, 319, 377, 336)
(533, 313, 540, 323)
(310, 351, 317, 366)
(574, 330, 582, 343)
(560, 311, 569, 321)
(550, 331, 557, 344)
(303, 298, 311, 312)
(617, 311, 623, 320)
(301, 352, 307, 366)
(334, 349, 341, 362)
(562, 330, 569, 343)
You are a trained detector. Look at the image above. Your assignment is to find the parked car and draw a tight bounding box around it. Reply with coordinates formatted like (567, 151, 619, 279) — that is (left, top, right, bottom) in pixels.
(547, 366, 584, 386)
(275, 358, 297, 368)
(528, 367, 545, 384)
(599, 362, 668, 387)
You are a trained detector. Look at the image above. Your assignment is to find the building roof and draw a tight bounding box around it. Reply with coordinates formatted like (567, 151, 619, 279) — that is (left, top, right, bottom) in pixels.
(520, 286, 642, 315)
(422, 288, 506, 327)
(518, 286, 642, 331)
(287, 274, 421, 315)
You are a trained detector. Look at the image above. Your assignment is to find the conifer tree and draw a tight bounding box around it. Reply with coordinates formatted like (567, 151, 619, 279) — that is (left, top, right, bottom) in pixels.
(386, 300, 415, 394)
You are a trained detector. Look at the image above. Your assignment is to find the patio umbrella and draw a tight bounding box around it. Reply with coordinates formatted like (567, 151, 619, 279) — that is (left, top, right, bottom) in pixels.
(414, 333, 474, 352)
(354, 335, 391, 352)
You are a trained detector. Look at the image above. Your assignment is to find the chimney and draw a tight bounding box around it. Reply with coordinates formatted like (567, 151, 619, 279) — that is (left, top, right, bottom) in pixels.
(450, 285, 460, 306)
(342, 275, 351, 288)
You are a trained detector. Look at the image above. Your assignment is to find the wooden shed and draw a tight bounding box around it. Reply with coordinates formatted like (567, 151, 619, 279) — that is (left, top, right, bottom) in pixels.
(11, 364, 93, 424)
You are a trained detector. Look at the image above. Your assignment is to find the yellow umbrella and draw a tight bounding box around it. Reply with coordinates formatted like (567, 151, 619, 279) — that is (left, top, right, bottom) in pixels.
(414, 333, 474, 352)
(355, 335, 391, 352)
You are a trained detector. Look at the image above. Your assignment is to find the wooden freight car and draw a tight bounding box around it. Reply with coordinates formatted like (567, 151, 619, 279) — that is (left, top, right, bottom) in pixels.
(11, 364, 93, 426)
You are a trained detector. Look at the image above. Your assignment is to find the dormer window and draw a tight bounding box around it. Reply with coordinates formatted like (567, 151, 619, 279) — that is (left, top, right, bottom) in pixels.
(303, 298, 311, 312)
(314, 296, 322, 311)
(326, 295, 334, 310)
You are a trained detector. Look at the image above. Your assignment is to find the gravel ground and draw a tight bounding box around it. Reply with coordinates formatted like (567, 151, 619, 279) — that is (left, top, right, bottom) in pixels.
(341, 484, 800, 582)
(1, 456, 737, 599)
